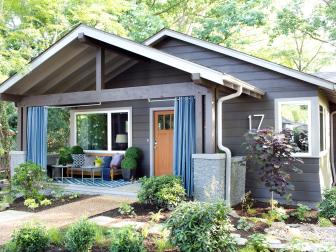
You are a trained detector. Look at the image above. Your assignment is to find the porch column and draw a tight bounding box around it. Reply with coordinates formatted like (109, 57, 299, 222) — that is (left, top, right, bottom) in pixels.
(204, 88, 216, 153)
(16, 106, 28, 151)
(195, 94, 203, 153)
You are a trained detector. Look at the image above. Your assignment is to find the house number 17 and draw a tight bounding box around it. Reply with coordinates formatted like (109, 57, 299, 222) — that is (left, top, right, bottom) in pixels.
(248, 114, 264, 130)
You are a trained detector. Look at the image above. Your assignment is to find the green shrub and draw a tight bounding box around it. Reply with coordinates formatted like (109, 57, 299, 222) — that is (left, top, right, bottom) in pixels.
(109, 226, 146, 252)
(64, 218, 96, 252)
(121, 157, 137, 170)
(262, 207, 288, 222)
(12, 162, 49, 200)
(125, 147, 142, 160)
(138, 175, 185, 209)
(237, 217, 253, 231)
(71, 145, 84, 154)
(166, 201, 237, 252)
(319, 187, 336, 219)
(291, 204, 311, 222)
(40, 198, 52, 207)
(247, 233, 270, 252)
(47, 228, 63, 246)
(118, 203, 135, 216)
(11, 224, 49, 252)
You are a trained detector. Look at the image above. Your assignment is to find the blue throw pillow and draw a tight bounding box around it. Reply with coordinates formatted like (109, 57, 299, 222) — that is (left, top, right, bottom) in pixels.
(101, 156, 112, 180)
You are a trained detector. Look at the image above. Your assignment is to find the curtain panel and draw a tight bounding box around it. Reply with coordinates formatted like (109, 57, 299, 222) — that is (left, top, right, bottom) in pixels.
(173, 96, 196, 197)
(27, 106, 48, 168)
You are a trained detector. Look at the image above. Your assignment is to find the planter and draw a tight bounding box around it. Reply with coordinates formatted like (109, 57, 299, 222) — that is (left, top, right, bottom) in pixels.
(122, 169, 135, 181)
(71, 154, 85, 168)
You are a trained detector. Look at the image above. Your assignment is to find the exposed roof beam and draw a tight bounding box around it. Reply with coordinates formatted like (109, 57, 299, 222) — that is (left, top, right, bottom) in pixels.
(96, 47, 105, 92)
(0, 93, 22, 102)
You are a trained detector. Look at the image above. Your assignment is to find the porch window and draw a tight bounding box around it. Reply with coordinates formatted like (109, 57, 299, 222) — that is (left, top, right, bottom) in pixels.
(73, 108, 132, 153)
(276, 99, 311, 156)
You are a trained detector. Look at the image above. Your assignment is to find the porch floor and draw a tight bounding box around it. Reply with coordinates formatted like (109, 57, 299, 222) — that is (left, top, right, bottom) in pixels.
(53, 178, 134, 188)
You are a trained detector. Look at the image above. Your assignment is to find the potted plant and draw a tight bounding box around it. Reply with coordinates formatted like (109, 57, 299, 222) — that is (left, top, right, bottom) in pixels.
(95, 157, 103, 167)
(71, 145, 85, 168)
(121, 147, 141, 181)
(58, 147, 73, 166)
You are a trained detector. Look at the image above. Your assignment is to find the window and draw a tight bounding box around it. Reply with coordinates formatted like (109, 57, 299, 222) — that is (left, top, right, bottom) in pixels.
(73, 108, 131, 152)
(277, 100, 311, 155)
(320, 105, 327, 152)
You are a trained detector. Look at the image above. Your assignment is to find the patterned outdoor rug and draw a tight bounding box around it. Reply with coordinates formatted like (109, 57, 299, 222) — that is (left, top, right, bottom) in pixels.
(53, 178, 135, 188)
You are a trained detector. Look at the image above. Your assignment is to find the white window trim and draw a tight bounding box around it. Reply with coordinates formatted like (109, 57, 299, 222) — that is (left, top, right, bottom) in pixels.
(319, 103, 329, 156)
(70, 107, 132, 154)
(275, 97, 318, 158)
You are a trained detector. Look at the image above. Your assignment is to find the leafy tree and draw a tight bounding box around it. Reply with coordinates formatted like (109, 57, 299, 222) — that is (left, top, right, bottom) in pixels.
(47, 108, 70, 153)
(244, 128, 303, 206)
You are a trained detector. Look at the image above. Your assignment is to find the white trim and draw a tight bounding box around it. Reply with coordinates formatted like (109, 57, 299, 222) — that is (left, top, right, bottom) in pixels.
(145, 29, 336, 91)
(70, 107, 132, 154)
(275, 97, 317, 157)
(0, 25, 264, 97)
(319, 102, 330, 157)
(149, 107, 174, 177)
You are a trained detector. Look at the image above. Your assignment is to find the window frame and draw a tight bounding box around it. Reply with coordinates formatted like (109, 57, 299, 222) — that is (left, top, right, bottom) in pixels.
(319, 103, 329, 155)
(71, 107, 132, 154)
(275, 99, 312, 157)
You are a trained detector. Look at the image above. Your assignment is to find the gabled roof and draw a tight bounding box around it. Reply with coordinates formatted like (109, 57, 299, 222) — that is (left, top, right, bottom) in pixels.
(145, 29, 336, 91)
(0, 25, 264, 98)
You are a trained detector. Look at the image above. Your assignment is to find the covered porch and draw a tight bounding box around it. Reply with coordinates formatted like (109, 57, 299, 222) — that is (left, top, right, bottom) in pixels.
(1, 25, 264, 196)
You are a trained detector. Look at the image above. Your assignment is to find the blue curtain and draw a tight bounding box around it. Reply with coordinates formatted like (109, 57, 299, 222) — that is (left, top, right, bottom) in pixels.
(27, 106, 48, 168)
(173, 96, 196, 197)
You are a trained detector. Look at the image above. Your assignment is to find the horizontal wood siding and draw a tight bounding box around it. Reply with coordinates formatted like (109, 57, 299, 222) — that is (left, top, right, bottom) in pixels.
(106, 60, 191, 88)
(155, 38, 321, 202)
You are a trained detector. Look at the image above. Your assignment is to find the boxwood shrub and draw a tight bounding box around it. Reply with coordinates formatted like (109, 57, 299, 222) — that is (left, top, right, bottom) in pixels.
(64, 218, 96, 252)
(319, 187, 336, 219)
(166, 201, 237, 252)
(10, 224, 49, 252)
(138, 175, 185, 209)
(109, 226, 146, 252)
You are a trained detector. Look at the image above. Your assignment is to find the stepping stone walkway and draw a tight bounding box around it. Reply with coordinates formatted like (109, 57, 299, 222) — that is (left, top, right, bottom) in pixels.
(0, 195, 133, 245)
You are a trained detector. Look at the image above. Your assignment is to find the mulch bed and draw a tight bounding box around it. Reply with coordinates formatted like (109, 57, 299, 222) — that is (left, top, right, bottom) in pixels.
(95, 202, 172, 223)
(233, 200, 319, 224)
(8, 195, 94, 213)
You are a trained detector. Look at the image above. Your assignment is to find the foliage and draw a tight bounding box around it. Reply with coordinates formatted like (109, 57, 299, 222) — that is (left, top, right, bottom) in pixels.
(71, 145, 84, 154)
(11, 162, 49, 200)
(154, 234, 175, 252)
(138, 175, 185, 209)
(24, 199, 39, 210)
(318, 217, 334, 227)
(47, 227, 63, 246)
(40, 198, 52, 207)
(291, 204, 311, 222)
(64, 218, 96, 252)
(237, 217, 253, 231)
(95, 156, 103, 167)
(125, 147, 142, 160)
(262, 207, 288, 222)
(318, 187, 336, 219)
(109, 226, 146, 252)
(118, 203, 135, 216)
(241, 191, 254, 212)
(166, 201, 237, 252)
(121, 157, 137, 170)
(58, 147, 73, 165)
(48, 108, 70, 153)
(149, 209, 163, 223)
(244, 128, 303, 198)
(247, 233, 270, 252)
(10, 223, 49, 252)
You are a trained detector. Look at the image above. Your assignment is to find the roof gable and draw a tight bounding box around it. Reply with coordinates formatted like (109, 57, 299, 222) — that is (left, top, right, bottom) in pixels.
(145, 29, 336, 91)
(0, 25, 264, 98)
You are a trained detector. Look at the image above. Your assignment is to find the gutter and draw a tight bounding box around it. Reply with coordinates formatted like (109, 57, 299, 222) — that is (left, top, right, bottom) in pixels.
(330, 111, 336, 185)
(217, 84, 243, 206)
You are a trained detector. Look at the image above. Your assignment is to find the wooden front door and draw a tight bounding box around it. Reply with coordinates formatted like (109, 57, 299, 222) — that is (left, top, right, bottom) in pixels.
(154, 110, 174, 176)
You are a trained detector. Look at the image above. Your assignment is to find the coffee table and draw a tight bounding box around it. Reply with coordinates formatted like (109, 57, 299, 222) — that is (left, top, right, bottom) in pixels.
(80, 166, 103, 183)
(51, 165, 73, 182)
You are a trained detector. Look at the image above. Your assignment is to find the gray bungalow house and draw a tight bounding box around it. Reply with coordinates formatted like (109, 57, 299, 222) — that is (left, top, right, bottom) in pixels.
(0, 25, 335, 203)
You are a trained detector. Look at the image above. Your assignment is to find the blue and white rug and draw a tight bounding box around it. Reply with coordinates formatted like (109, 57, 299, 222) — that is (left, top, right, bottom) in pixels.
(53, 178, 135, 188)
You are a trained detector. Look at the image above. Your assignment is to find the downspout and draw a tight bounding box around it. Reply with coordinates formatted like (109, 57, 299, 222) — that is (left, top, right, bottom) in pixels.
(330, 111, 336, 185)
(217, 84, 243, 206)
